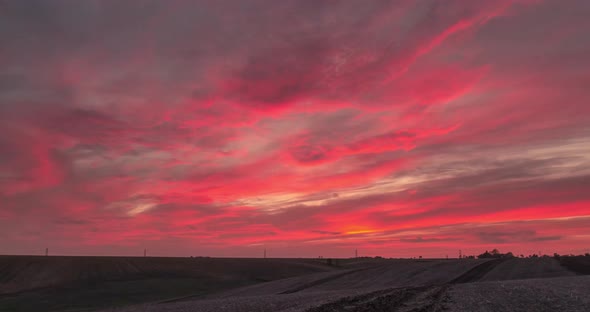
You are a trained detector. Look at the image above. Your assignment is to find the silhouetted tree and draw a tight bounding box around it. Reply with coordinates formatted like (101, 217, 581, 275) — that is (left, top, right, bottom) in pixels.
(477, 250, 493, 259)
(477, 249, 514, 259)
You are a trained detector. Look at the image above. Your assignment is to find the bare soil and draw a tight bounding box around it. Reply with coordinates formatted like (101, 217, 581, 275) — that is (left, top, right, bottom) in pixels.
(2, 256, 589, 312)
(0, 255, 338, 311)
(477, 257, 576, 281)
(447, 275, 590, 312)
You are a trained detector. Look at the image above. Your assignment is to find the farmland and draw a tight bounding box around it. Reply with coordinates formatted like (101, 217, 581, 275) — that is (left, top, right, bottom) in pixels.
(0, 255, 338, 311)
(1, 255, 589, 311)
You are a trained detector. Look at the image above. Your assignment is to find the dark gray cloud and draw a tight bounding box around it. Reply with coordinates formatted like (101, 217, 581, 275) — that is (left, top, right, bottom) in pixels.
(400, 236, 459, 243)
(475, 230, 562, 244)
(312, 230, 341, 235)
(1, 0, 589, 257)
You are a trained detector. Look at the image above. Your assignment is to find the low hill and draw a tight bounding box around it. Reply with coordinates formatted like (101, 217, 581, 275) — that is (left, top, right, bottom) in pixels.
(0, 255, 339, 311)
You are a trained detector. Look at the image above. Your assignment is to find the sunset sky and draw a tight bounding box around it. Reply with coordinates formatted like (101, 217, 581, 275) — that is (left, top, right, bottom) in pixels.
(1, 0, 589, 258)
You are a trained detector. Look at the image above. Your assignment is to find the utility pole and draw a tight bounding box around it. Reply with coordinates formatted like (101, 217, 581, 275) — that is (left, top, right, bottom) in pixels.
(45, 248, 48, 256)
(264, 248, 266, 259)
(459, 249, 462, 259)
(144, 249, 147, 257)
(355, 249, 358, 258)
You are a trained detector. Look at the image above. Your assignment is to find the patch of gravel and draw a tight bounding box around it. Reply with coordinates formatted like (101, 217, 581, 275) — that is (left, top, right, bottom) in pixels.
(446, 275, 590, 312)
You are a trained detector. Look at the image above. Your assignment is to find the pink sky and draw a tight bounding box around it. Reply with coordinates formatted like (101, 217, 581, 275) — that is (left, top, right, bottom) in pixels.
(1, 0, 589, 258)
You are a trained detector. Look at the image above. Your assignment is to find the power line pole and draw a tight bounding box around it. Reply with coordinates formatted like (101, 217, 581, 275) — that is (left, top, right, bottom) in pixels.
(45, 248, 48, 256)
(459, 250, 462, 259)
(264, 248, 266, 259)
(144, 248, 147, 257)
(355, 249, 358, 258)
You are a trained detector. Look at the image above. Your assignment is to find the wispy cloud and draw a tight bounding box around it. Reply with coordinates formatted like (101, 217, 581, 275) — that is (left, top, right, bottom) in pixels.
(1, 0, 589, 257)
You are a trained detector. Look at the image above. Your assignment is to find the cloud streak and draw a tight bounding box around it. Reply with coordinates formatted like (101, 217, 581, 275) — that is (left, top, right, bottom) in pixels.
(1, 0, 589, 257)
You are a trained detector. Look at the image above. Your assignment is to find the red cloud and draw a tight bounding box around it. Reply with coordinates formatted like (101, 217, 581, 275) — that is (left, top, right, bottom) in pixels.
(1, 0, 589, 258)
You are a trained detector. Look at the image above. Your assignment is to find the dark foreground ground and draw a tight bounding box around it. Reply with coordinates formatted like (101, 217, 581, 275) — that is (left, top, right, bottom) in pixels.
(1, 255, 589, 312)
(0, 255, 339, 311)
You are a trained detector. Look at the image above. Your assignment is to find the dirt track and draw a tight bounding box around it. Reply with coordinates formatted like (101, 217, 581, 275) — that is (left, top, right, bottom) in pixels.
(303, 259, 507, 312)
(280, 267, 376, 295)
(305, 285, 449, 312)
(449, 258, 506, 283)
(299, 258, 589, 312)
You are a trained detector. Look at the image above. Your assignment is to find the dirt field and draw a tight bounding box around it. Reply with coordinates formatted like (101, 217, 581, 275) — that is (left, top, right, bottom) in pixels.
(447, 276, 590, 312)
(106, 257, 589, 312)
(0, 255, 339, 311)
(1, 256, 589, 311)
(477, 257, 576, 281)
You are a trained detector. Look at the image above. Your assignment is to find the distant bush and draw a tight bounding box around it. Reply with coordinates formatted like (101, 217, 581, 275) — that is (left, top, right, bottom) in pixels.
(477, 249, 515, 259)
